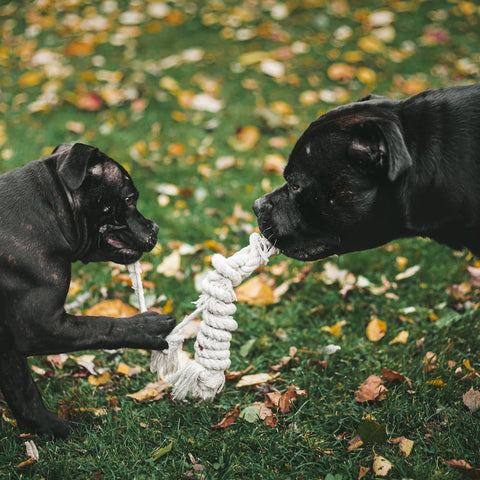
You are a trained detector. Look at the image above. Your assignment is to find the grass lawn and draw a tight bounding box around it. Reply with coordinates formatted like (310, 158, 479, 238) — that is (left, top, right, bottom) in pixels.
(1, 1, 479, 478)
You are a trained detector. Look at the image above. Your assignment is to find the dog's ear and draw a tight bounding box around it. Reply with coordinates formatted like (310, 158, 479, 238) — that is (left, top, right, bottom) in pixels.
(56, 143, 97, 191)
(348, 120, 412, 181)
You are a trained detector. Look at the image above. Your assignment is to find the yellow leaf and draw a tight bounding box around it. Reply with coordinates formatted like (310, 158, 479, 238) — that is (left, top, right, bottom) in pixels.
(358, 36, 385, 53)
(356, 67, 376, 84)
(117, 363, 131, 376)
(372, 454, 393, 477)
(18, 71, 43, 88)
(269, 101, 292, 115)
(389, 330, 408, 345)
(427, 379, 445, 387)
(321, 320, 346, 339)
(366, 318, 387, 342)
(396, 256, 407, 271)
(236, 373, 279, 388)
(399, 437, 414, 457)
(235, 125, 260, 150)
(85, 299, 138, 318)
(88, 371, 111, 386)
(235, 275, 275, 306)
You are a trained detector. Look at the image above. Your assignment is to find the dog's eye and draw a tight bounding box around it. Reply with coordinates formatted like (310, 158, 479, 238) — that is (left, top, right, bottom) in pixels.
(125, 195, 135, 207)
(289, 184, 301, 193)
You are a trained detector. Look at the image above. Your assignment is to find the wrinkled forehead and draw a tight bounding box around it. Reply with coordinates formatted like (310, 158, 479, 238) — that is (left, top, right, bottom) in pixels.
(89, 157, 136, 193)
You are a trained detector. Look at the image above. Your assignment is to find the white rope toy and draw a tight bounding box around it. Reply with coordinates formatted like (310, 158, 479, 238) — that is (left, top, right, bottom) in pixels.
(127, 233, 279, 401)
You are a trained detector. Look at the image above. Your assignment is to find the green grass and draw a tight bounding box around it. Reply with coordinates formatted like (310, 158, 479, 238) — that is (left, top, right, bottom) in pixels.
(1, 1, 480, 478)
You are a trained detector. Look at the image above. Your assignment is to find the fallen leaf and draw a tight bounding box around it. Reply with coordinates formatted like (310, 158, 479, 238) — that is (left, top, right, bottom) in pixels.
(270, 346, 298, 371)
(47, 353, 68, 370)
(395, 265, 420, 280)
(225, 364, 253, 380)
(327, 63, 356, 82)
(127, 381, 170, 401)
(25, 440, 39, 461)
(348, 434, 364, 451)
(236, 372, 279, 388)
(381, 369, 412, 388)
(88, 371, 111, 386)
(156, 250, 182, 277)
(372, 453, 393, 477)
(445, 459, 480, 478)
(235, 275, 275, 306)
(212, 405, 240, 429)
(467, 265, 480, 287)
(389, 330, 409, 345)
(355, 375, 387, 402)
(424, 351, 438, 372)
(321, 320, 346, 339)
(264, 154, 286, 174)
(366, 318, 387, 342)
(357, 419, 387, 444)
(85, 299, 138, 317)
(358, 465, 370, 479)
(151, 442, 173, 460)
(463, 387, 480, 413)
(398, 437, 414, 457)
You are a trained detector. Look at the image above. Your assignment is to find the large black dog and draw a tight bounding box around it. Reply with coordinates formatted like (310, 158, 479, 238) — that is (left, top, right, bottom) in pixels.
(0, 143, 175, 439)
(254, 84, 480, 261)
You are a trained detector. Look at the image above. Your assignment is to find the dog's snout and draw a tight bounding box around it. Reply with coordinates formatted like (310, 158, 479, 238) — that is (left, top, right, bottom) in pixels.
(253, 196, 270, 216)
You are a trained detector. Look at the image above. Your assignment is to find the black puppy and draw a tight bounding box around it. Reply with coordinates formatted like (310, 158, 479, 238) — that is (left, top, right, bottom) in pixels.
(254, 84, 480, 260)
(0, 143, 175, 439)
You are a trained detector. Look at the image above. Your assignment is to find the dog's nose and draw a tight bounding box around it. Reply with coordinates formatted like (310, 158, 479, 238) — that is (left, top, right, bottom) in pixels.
(253, 196, 267, 216)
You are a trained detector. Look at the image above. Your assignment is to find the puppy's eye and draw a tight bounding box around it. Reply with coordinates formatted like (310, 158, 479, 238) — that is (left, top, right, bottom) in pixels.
(125, 195, 135, 207)
(289, 184, 301, 193)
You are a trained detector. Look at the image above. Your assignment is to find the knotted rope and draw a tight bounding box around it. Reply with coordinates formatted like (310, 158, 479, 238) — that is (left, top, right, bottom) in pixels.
(128, 233, 279, 401)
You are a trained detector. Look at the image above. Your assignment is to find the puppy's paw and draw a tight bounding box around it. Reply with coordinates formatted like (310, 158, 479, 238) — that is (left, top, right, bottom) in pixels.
(132, 311, 176, 349)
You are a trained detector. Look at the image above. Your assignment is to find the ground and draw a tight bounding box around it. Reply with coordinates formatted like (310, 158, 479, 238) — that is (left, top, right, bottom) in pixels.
(0, 1, 479, 478)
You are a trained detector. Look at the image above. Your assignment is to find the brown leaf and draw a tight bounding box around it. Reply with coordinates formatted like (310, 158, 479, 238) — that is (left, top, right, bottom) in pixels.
(348, 434, 364, 451)
(212, 405, 240, 429)
(423, 351, 438, 372)
(225, 364, 253, 380)
(445, 459, 480, 478)
(381, 369, 412, 388)
(355, 375, 387, 402)
(270, 346, 298, 371)
(463, 387, 480, 413)
(127, 381, 170, 402)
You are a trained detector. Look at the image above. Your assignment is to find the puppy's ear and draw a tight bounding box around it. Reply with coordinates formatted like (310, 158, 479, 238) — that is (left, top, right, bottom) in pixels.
(56, 143, 97, 191)
(348, 120, 412, 181)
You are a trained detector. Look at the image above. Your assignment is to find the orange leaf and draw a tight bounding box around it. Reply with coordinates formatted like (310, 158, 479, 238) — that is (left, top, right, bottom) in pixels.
(85, 299, 138, 317)
(235, 275, 275, 306)
(212, 406, 240, 429)
(18, 71, 43, 88)
(366, 318, 387, 342)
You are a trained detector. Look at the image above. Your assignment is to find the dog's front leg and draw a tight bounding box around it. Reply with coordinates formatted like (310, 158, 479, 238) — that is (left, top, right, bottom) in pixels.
(12, 290, 175, 355)
(0, 333, 71, 439)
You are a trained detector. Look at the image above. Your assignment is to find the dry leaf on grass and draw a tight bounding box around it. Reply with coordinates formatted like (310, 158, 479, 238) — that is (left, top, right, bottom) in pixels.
(445, 459, 480, 478)
(381, 369, 412, 388)
(235, 275, 276, 306)
(366, 318, 387, 342)
(212, 405, 240, 429)
(236, 372, 279, 388)
(372, 453, 393, 477)
(127, 381, 170, 402)
(463, 387, 480, 413)
(355, 375, 388, 402)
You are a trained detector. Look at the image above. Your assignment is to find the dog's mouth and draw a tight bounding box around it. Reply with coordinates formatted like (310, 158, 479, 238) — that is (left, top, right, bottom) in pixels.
(99, 225, 146, 263)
